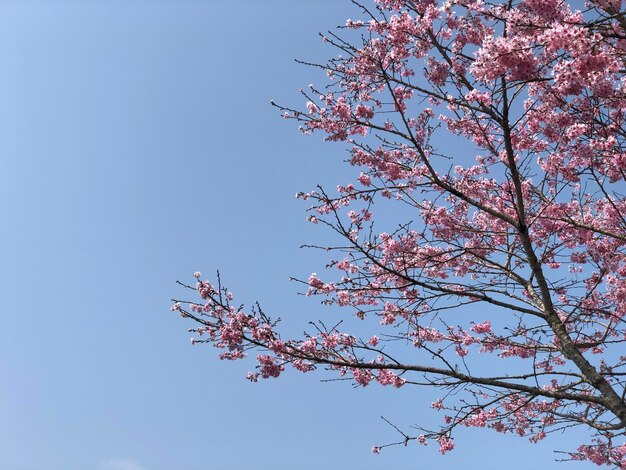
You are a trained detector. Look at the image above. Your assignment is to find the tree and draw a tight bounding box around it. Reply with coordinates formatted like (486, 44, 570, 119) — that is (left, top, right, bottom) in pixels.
(172, 0, 626, 466)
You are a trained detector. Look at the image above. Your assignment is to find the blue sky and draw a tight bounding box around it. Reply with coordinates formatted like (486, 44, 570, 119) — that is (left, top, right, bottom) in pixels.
(0, 1, 598, 469)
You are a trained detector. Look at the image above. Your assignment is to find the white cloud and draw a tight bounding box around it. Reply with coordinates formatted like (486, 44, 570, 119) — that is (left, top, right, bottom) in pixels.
(98, 458, 145, 470)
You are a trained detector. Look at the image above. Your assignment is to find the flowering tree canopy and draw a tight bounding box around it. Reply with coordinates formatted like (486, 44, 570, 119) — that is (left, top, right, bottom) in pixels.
(172, 0, 626, 466)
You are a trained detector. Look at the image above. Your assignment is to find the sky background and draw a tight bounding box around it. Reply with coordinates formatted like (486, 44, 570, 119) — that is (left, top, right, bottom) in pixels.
(0, 1, 599, 469)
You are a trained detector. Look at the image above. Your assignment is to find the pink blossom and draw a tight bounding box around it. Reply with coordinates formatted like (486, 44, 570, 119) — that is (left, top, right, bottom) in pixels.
(357, 172, 372, 186)
(471, 321, 491, 334)
(175, 1, 626, 465)
(437, 436, 455, 454)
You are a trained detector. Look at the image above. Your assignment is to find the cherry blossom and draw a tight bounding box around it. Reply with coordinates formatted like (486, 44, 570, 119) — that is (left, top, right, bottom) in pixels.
(174, 1, 626, 467)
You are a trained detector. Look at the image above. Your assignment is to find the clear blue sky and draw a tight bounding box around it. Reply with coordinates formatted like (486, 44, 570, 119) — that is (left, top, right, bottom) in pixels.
(0, 1, 597, 469)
